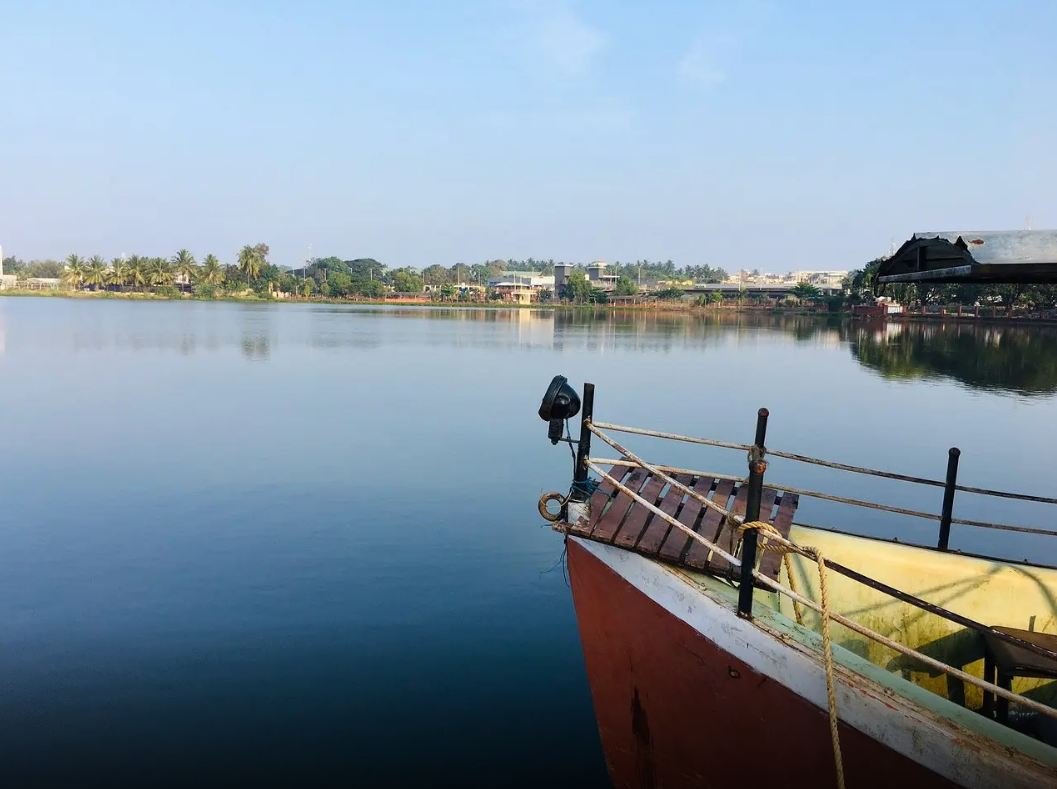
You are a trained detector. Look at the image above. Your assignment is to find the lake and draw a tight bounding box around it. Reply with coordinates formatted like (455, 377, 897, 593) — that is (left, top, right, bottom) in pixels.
(2, 298, 1056, 786)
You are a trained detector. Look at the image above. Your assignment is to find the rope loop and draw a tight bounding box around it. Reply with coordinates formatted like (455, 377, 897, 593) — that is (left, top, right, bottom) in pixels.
(538, 491, 567, 522)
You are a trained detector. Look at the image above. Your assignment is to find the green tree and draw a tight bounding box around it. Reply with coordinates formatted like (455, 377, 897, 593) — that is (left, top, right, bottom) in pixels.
(84, 256, 108, 290)
(562, 270, 593, 303)
(148, 257, 173, 288)
(128, 256, 149, 291)
(237, 244, 267, 280)
(61, 255, 85, 288)
(278, 272, 298, 295)
(392, 269, 424, 293)
(173, 249, 198, 291)
(613, 276, 638, 297)
(108, 258, 130, 290)
(656, 286, 684, 300)
(329, 271, 353, 296)
(199, 254, 225, 286)
(422, 264, 450, 286)
(791, 282, 821, 301)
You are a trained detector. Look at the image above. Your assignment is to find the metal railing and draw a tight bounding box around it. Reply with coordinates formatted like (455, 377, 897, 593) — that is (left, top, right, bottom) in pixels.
(562, 384, 1057, 725)
(587, 420, 1057, 547)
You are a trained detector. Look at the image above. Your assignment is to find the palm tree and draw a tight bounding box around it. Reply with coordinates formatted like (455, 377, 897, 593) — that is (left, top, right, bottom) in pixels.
(61, 254, 86, 289)
(237, 245, 264, 280)
(148, 257, 173, 288)
(127, 256, 148, 291)
(172, 249, 197, 291)
(199, 254, 225, 286)
(84, 256, 108, 290)
(109, 257, 129, 290)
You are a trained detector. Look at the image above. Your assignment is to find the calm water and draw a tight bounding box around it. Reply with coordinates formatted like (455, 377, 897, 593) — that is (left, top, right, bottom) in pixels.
(2, 298, 1057, 786)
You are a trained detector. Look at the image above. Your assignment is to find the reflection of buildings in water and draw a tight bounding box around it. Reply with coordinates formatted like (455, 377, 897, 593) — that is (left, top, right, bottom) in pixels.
(512, 308, 555, 348)
(847, 321, 1057, 395)
(552, 310, 843, 354)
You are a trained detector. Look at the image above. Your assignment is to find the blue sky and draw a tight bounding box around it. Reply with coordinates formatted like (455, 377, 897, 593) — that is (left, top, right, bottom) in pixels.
(1, 1, 1055, 271)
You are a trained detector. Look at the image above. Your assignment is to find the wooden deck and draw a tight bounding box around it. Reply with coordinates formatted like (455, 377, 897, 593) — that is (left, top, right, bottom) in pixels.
(562, 465, 799, 580)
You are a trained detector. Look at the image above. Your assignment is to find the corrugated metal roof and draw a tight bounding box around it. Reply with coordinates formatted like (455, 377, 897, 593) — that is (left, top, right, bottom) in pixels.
(877, 230, 1057, 285)
(913, 230, 1057, 266)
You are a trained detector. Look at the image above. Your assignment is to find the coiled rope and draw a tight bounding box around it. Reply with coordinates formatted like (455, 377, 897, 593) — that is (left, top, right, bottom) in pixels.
(538, 491, 567, 522)
(740, 520, 845, 789)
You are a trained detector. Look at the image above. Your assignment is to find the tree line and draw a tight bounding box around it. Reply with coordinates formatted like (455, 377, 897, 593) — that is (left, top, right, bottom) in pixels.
(3, 250, 731, 300)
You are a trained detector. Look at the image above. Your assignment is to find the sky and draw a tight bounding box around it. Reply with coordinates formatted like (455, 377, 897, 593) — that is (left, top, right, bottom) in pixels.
(1, 0, 1055, 272)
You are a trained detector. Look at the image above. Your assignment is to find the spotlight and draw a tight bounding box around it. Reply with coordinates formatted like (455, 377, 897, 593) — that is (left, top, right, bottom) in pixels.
(538, 375, 581, 444)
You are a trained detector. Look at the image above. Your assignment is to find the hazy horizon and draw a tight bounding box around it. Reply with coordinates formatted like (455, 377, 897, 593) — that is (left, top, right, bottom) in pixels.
(2, 1, 1054, 271)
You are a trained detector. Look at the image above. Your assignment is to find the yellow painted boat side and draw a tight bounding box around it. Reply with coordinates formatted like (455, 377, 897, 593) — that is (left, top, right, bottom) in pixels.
(774, 525, 1057, 707)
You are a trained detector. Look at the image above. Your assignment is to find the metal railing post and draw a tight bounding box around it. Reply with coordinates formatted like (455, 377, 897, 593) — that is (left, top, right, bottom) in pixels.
(738, 408, 769, 618)
(571, 382, 595, 500)
(938, 447, 960, 550)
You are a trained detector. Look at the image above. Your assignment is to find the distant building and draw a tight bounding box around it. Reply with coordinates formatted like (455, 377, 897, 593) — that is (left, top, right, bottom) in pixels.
(0, 244, 11, 290)
(18, 277, 60, 290)
(790, 270, 849, 289)
(586, 261, 619, 289)
(487, 272, 555, 303)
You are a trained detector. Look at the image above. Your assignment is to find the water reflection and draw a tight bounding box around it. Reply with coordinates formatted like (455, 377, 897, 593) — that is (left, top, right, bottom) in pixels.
(847, 322, 1057, 396)
(8, 300, 1057, 395)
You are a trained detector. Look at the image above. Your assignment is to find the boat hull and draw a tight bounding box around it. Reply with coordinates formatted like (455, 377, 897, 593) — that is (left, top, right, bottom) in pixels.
(566, 537, 1050, 788)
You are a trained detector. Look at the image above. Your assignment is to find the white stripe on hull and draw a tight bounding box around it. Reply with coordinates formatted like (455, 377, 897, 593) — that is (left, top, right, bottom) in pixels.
(572, 537, 1057, 788)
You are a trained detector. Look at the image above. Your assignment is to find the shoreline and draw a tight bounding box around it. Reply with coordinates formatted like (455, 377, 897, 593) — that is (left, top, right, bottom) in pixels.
(0, 288, 836, 315)
(6, 289, 1057, 327)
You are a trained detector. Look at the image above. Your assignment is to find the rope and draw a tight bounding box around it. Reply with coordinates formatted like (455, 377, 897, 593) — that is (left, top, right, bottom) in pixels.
(582, 443, 1057, 723)
(741, 521, 845, 789)
(538, 491, 567, 522)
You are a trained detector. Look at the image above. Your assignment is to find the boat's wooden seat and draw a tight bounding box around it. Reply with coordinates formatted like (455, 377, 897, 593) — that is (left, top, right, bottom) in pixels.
(982, 626, 1057, 723)
(565, 465, 799, 580)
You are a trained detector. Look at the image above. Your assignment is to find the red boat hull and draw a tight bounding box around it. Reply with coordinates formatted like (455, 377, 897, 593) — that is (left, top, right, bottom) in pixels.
(567, 538, 956, 788)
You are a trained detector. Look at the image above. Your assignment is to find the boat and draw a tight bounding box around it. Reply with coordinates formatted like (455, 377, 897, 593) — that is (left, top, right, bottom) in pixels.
(535, 358, 1057, 784)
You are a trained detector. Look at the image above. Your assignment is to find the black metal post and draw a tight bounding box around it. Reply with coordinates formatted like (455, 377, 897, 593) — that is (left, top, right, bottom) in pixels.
(571, 382, 595, 499)
(938, 447, 960, 551)
(738, 408, 769, 618)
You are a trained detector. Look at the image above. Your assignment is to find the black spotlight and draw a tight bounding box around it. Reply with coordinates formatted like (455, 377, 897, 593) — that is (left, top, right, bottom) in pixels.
(538, 375, 581, 444)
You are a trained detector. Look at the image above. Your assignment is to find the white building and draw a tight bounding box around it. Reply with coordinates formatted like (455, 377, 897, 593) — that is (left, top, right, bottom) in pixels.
(0, 244, 15, 290)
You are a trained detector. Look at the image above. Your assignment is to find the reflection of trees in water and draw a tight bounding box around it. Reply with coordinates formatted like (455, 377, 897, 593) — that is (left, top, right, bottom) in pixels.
(305, 305, 846, 352)
(553, 309, 843, 352)
(847, 322, 1057, 396)
(240, 334, 271, 360)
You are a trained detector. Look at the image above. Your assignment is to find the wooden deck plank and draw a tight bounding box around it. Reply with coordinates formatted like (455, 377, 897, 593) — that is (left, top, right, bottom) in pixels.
(589, 467, 648, 542)
(568, 465, 630, 537)
(658, 475, 716, 562)
(756, 488, 778, 531)
(661, 477, 717, 563)
(759, 492, 799, 579)
(704, 484, 748, 574)
(613, 475, 668, 548)
(564, 467, 801, 582)
(635, 474, 692, 554)
(684, 478, 736, 569)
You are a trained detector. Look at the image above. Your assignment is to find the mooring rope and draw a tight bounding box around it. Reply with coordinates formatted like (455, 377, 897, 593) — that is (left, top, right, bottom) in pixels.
(741, 520, 844, 789)
(578, 434, 1057, 725)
